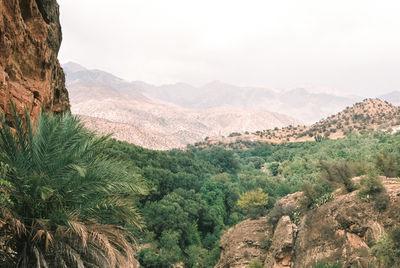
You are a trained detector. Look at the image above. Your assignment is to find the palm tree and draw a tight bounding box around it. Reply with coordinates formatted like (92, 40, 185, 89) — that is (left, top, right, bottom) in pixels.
(0, 105, 146, 267)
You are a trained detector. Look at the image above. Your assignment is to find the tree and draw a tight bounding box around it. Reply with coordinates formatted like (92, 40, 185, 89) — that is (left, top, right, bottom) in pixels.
(0, 107, 146, 267)
(375, 152, 399, 178)
(319, 161, 355, 192)
(237, 188, 268, 218)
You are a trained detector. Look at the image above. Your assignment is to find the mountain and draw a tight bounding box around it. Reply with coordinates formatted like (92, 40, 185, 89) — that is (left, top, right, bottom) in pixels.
(64, 63, 300, 149)
(379, 91, 400, 106)
(65, 63, 361, 124)
(139, 81, 360, 124)
(202, 98, 400, 147)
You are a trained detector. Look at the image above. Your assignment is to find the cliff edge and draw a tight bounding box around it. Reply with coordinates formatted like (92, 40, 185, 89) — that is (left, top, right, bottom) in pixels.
(0, 0, 69, 122)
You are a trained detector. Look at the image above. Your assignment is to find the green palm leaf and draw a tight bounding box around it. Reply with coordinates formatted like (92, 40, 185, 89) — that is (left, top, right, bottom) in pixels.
(0, 105, 146, 267)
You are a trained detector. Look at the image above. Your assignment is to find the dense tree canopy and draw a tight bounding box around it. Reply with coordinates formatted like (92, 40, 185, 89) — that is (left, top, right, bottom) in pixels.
(2, 105, 400, 267)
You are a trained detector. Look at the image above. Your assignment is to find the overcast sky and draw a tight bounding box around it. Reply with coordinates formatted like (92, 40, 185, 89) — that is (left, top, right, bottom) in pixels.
(58, 0, 400, 97)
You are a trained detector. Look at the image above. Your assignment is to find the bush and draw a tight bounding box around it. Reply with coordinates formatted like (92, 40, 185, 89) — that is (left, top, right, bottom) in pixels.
(390, 225, 400, 248)
(260, 236, 273, 250)
(371, 235, 400, 267)
(300, 182, 332, 210)
(319, 161, 356, 192)
(268, 201, 297, 226)
(374, 190, 390, 211)
(237, 188, 269, 219)
(249, 258, 264, 268)
(313, 263, 340, 268)
(358, 173, 384, 199)
(137, 248, 163, 268)
(358, 172, 389, 211)
(375, 152, 399, 177)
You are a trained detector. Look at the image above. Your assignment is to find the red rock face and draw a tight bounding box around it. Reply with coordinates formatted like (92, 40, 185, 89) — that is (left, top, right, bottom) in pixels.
(0, 0, 70, 123)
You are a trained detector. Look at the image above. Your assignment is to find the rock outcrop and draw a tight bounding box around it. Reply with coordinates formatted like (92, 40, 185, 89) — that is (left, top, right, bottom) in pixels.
(216, 217, 273, 268)
(264, 216, 296, 268)
(216, 177, 400, 268)
(0, 0, 70, 122)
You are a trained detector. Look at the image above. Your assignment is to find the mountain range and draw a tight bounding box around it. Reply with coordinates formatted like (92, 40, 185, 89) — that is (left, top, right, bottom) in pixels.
(63, 62, 400, 149)
(64, 62, 300, 149)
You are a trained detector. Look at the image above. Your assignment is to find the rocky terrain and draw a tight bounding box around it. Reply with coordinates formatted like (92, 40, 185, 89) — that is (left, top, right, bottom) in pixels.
(64, 63, 300, 150)
(0, 0, 69, 123)
(201, 99, 400, 148)
(216, 177, 400, 268)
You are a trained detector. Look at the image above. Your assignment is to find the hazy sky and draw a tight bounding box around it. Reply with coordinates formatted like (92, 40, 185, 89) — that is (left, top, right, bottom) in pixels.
(58, 0, 400, 96)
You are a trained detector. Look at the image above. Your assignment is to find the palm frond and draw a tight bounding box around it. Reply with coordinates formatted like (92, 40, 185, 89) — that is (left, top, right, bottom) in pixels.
(0, 105, 146, 267)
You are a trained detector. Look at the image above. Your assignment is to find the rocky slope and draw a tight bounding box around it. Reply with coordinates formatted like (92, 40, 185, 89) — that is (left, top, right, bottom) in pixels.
(0, 0, 70, 122)
(64, 63, 300, 150)
(216, 177, 400, 268)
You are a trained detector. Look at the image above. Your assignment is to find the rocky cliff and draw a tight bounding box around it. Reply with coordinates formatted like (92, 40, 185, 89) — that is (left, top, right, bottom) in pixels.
(216, 177, 400, 267)
(0, 0, 69, 122)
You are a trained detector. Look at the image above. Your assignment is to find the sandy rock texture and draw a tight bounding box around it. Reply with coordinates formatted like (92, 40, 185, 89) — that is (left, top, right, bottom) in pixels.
(0, 0, 69, 122)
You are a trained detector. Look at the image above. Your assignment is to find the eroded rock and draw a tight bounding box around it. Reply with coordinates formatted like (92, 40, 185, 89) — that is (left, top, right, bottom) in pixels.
(0, 0, 70, 122)
(215, 217, 273, 268)
(265, 216, 296, 268)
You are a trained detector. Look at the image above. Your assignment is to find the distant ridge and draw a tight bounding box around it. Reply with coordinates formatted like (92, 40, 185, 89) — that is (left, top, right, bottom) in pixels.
(200, 98, 400, 148)
(379, 91, 400, 106)
(140, 81, 360, 124)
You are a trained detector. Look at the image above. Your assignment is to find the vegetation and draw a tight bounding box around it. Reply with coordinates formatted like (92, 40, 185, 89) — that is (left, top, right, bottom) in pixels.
(313, 263, 341, 268)
(248, 258, 264, 268)
(372, 226, 400, 267)
(2, 104, 400, 267)
(375, 152, 399, 177)
(237, 188, 269, 218)
(0, 108, 146, 267)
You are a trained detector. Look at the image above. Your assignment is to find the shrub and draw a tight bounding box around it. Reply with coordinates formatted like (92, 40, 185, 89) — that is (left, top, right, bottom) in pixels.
(358, 173, 384, 199)
(249, 258, 264, 268)
(268, 201, 297, 226)
(313, 263, 341, 268)
(371, 235, 400, 267)
(260, 235, 273, 250)
(375, 152, 399, 177)
(319, 161, 356, 192)
(374, 190, 390, 211)
(390, 225, 400, 248)
(300, 182, 332, 210)
(238, 188, 269, 219)
(358, 172, 389, 211)
(290, 210, 302, 225)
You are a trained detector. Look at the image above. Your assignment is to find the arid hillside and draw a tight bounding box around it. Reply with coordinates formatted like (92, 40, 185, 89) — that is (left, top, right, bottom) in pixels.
(64, 63, 300, 150)
(201, 99, 400, 148)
